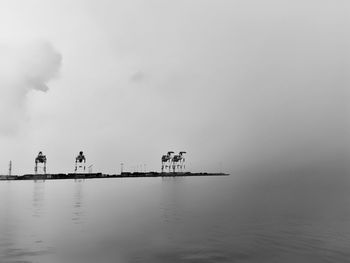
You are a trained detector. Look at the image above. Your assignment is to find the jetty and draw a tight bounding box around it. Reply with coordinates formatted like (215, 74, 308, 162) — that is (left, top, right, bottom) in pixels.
(0, 172, 229, 181)
(1, 150, 229, 181)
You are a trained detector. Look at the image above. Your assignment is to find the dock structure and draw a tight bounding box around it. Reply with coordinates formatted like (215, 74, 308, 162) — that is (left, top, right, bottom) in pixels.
(0, 172, 229, 181)
(34, 152, 47, 175)
(75, 151, 86, 173)
(0, 150, 230, 181)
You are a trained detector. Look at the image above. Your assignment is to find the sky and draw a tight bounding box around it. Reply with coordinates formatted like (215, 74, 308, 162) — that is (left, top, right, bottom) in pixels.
(0, 0, 348, 174)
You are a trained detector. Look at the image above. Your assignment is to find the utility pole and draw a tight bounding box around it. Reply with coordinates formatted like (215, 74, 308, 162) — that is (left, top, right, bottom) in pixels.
(120, 163, 124, 174)
(8, 161, 12, 176)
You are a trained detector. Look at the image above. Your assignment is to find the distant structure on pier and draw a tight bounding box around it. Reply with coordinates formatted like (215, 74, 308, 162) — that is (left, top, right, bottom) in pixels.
(75, 151, 86, 173)
(9, 161, 12, 176)
(88, 164, 93, 174)
(161, 151, 174, 172)
(171, 151, 186, 172)
(161, 151, 186, 173)
(35, 151, 47, 174)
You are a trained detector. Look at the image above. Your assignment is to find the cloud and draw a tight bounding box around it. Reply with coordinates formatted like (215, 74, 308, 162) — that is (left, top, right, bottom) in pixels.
(129, 70, 146, 83)
(0, 41, 61, 134)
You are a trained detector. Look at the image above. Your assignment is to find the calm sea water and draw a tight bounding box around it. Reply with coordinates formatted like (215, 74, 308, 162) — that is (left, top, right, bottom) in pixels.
(0, 173, 350, 262)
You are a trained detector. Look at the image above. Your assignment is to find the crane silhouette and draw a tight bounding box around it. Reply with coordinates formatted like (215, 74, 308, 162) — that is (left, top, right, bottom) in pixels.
(171, 151, 186, 173)
(35, 151, 47, 174)
(75, 151, 86, 172)
(161, 151, 174, 172)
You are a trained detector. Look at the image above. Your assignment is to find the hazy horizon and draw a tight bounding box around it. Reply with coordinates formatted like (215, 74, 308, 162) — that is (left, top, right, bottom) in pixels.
(0, 0, 348, 175)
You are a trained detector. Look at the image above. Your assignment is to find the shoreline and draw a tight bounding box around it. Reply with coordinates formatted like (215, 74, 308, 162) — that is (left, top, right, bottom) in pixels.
(0, 172, 229, 181)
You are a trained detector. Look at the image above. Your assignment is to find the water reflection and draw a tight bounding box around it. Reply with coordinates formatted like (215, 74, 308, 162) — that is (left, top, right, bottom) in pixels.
(161, 177, 184, 219)
(72, 179, 85, 225)
(32, 180, 46, 218)
(0, 182, 15, 259)
(0, 175, 350, 263)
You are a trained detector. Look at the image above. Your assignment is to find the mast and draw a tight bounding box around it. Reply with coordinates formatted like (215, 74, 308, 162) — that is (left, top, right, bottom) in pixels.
(8, 160, 12, 176)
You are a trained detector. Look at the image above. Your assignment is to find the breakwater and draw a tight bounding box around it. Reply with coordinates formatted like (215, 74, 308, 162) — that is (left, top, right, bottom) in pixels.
(0, 172, 229, 181)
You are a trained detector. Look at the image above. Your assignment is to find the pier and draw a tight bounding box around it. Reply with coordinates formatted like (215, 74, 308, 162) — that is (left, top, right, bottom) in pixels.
(0, 172, 229, 181)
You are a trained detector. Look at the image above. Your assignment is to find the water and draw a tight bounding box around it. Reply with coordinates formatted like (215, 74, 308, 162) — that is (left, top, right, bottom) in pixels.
(0, 173, 350, 262)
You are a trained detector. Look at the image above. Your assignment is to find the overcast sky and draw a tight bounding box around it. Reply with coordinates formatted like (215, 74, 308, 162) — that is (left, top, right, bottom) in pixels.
(0, 0, 348, 174)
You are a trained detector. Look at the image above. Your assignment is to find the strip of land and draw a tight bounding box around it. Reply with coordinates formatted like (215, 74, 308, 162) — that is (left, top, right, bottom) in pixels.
(0, 172, 229, 180)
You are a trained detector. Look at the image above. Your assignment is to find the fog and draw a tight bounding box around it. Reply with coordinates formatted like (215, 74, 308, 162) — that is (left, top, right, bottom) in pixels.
(0, 0, 348, 175)
(0, 41, 61, 134)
